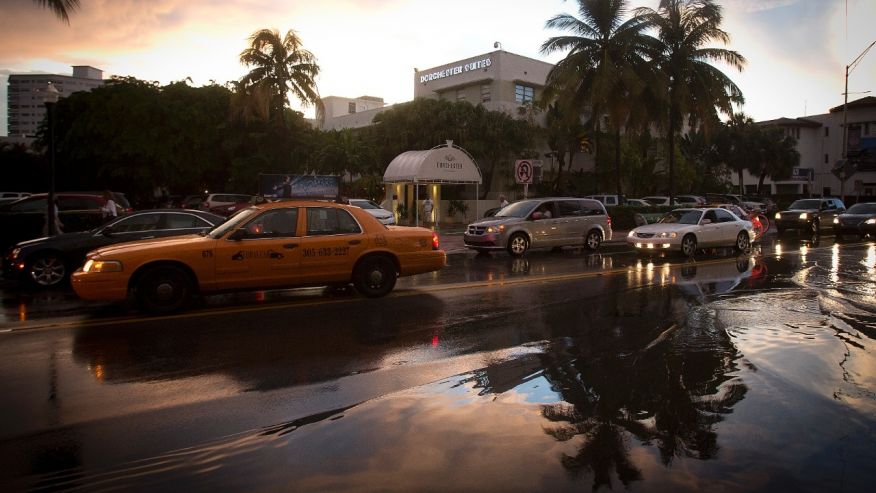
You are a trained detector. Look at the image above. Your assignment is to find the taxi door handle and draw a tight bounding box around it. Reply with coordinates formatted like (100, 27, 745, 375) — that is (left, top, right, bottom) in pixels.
(283, 243, 298, 249)
(348, 240, 362, 245)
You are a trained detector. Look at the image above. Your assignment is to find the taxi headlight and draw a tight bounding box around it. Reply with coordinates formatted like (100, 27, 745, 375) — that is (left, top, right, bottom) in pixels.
(799, 212, 808, 220)
(82, 259, 123, 273)
(775, 212, 782, 220)
(866, 219, 876, 225)
(486, 225, 505, 233)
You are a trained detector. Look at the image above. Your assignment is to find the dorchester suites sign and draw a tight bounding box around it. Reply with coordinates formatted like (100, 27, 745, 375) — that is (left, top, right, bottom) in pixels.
(419, 58, 492, 83)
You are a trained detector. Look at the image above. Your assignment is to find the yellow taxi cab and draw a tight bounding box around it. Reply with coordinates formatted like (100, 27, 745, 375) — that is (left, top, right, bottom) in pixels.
(71, 200, 446, 313)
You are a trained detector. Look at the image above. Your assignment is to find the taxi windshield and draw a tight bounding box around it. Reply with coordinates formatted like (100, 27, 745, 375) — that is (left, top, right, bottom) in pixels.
(496, 200, 538, 218)
(658, 209, 702, 225)
(208, 208, 259, 238)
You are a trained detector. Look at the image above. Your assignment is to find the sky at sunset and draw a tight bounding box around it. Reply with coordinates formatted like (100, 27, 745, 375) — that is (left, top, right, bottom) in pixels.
(1, 0, 875, 136)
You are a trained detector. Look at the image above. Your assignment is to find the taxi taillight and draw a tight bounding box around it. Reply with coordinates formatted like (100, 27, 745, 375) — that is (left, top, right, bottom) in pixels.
(432, 232, 440, 250)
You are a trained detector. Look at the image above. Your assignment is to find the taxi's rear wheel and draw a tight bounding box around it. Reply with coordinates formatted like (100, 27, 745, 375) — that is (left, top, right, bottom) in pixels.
(353, 256, 397, 298)
(136, 265, 193, 313)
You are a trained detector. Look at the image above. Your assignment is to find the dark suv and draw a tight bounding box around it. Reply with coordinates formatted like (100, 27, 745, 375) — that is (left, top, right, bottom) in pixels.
(0, 193, 130, 250)
(774, 198, 846, 234)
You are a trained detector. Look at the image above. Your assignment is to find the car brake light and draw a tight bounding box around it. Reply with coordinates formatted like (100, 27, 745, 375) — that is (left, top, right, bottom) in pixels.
(607, 216, 612, 227)
(432, 232, 440, 250)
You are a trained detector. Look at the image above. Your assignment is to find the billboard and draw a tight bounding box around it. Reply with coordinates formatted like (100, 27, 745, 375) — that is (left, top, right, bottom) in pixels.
(258, 174, 340, 200)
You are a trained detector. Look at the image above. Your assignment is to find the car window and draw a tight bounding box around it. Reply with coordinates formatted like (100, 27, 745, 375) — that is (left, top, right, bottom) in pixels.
(659, 210, 702, 225)
(9, 197, 46, 212)
(59, 196, 102, 211)
(703, 210, 718, 223)
(582, 200, 605, 216)
(558, 200, 583, 217)
(244, 208, 299, 238)
(789, 199, 820, 209)
(111, 213, 162, 232)
(166, 213, 214, 229)
(351, 200, 380, 210)
(714, 209, 735, 223)
(306, 207, 361, 235)
(496, 200, 538, 218)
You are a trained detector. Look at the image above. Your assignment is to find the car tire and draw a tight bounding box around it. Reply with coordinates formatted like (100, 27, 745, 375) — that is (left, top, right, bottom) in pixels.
(584, 230, 602, 251)
(353, 255, 397, 298)
(136, 265, 193, 313)
(681, 234, 697, 257)
(507, 233, 529, 257)
(734, 231, 750, 252)
(26, 253, 68, 288)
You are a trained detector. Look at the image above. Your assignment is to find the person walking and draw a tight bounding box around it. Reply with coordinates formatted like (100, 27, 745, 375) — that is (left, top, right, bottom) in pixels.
(423, 195, 434, 226)
(499, 194, 509, 209)
(101, 190, 118, 219)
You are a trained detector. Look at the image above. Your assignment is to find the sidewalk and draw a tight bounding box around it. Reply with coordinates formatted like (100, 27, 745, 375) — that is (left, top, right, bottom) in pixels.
(434, 227, 630, 255)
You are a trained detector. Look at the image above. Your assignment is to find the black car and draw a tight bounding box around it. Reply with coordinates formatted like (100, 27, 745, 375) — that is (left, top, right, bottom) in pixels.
(833, 202, 876, 239)
(774, 198, 846, 234)
(3, 209, 224, 288)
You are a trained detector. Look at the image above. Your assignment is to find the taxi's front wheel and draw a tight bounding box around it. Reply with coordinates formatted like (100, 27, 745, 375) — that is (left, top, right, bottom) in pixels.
(353, 256, 397, 298)
(136, 265, 193, 313)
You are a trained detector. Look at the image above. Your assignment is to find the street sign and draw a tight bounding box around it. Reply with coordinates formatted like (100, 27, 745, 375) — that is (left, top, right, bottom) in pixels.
(515, 160, 533, 184)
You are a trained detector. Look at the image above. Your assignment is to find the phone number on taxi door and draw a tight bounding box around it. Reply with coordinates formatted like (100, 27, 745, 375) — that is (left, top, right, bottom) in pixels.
(302, 246, 350, 258)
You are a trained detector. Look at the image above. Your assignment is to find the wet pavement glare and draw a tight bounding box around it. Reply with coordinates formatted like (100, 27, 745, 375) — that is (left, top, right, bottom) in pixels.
(1, 237, 876, 491)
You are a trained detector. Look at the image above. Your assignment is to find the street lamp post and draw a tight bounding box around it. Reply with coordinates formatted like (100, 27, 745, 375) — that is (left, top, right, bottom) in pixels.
(840, 40, 875, 202)
(43, 82, 60, 236)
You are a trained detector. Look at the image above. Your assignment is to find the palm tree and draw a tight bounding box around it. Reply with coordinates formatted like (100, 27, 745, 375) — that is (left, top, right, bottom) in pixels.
(541, 0, 654, 197)
(33, 0, 79, 23)
(239, 29, 323, 126)
(634, 0, 745, 203)
(752, 126, 799, 194)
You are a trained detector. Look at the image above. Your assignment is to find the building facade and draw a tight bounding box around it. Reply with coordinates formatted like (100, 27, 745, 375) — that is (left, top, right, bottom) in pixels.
(737, 96, 876, 199)
(6, 66, 105, 138)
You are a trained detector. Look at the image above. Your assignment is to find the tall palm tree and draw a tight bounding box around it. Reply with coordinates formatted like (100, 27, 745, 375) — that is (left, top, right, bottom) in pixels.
(34, 0, 79, 24)
(541, 0, 654, 197)
(753, 126, 799, 194)
(239, 29, 323, 126)
(634, 0, 745, 203)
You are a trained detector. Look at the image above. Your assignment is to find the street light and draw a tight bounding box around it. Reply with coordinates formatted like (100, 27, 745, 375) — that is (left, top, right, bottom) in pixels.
(840, 40, 875, 202)
(43, 82, 60, 236)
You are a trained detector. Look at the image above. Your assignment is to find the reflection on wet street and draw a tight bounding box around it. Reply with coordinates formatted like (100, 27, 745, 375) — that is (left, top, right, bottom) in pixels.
(1, 237, 875, 491)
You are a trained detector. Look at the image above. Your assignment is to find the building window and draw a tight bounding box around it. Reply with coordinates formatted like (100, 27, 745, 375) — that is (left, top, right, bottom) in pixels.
(348, 102, 356, 114)
(824, 127, 829, 137)
(481, 84, 491, 103)
(456, 90, 466, 102)
(515, 84, 534, 104)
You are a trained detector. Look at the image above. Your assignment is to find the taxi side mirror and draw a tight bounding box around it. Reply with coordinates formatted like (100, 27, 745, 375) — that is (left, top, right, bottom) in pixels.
(229, 229, 247, 241)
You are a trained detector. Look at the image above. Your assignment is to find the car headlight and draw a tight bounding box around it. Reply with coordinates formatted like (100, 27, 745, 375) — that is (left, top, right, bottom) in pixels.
(658, 232, 678, 238)
(486, 225, 505, 233)
(799, 213, 808, 220)
(9, 247, 21, 260)
(867, 219, 876, 225)
(833, 218, 839, 224)
(628, 230, 636, 237)
(82, 259, 123, 273)
(775, 212, 782, 220)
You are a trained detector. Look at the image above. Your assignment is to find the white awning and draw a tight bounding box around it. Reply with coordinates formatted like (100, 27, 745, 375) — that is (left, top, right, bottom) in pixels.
(383, 143, 482, 184)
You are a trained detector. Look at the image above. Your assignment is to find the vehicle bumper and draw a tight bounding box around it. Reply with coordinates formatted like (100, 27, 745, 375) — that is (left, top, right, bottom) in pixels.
(774, 218, 814, 230)
(835, 224, 876, 236)
(398, 250, 447, 276)
(71, 270, 130, 301)
(626, 236, 681, 251)
(463, 233, 505, 250)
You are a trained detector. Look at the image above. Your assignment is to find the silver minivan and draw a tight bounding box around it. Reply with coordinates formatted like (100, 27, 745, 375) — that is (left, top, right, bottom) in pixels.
(463, 197, 612, 256)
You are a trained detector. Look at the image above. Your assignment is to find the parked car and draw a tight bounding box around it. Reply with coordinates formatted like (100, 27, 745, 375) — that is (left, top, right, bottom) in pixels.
(71, 201, 446, 312)
(642, 196, 680, 206)
(210, 195, 270, 217)
(627, 207, 754, 256)
(675, 195, 707, 206)
(833, 202, 876, 239)
(624, 198, 651, 207)
(199, 193, 253, 212)
(4, 209, 225, 288)
(0, 192, 31, 205)
(774, 198, 846, 234)
(587, 194, 623, 207)
(348, 199, 396, 225)
(463, 197, 612, 256)
(0, 192, 129, 251)
(182, 194, 207, 209)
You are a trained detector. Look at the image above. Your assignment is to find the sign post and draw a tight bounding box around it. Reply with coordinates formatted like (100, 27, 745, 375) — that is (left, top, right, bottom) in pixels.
(515, 159, 534, 198)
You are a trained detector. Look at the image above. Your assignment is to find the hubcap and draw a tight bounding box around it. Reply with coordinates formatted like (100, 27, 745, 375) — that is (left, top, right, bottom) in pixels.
(588, 233, 600, 248)
(511, 237, 526, 254)
(31, 257, 65, 286)
(368, 268, 385, 286)
(155, 282, 175, 300)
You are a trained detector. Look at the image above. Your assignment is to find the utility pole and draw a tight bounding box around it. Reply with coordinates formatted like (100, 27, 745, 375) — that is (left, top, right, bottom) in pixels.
(840, 40, 875, 202)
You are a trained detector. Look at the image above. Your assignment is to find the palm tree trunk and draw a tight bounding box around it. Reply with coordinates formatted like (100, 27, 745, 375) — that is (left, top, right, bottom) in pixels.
(757, 169, 767, 195)
(593, 121, 601, 195)
(614, 127, 622, 197)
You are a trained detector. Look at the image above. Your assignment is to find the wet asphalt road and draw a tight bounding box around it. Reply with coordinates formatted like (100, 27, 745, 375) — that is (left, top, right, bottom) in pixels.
(1, 234, 875, 491)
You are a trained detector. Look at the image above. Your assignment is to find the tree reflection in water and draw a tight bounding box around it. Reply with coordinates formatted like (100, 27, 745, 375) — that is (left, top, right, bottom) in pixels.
(538, 284, 748, 490)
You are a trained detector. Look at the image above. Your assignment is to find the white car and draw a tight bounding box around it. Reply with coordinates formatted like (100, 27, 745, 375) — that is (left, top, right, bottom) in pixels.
(627, 207, 754, 256)
(625, 198, 650, 207)
(642, 196, 681, 206)
(349, 199, 395, 225)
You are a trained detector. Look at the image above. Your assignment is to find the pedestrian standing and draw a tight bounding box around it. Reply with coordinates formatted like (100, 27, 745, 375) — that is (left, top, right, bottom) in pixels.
(423, 195, 434, 225)
(499, 194, 509, 209)
(101, 190, 118, 219)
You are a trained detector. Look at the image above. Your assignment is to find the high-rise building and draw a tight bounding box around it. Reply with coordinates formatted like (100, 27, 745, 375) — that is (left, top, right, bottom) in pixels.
(6, 65, 105, 138)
